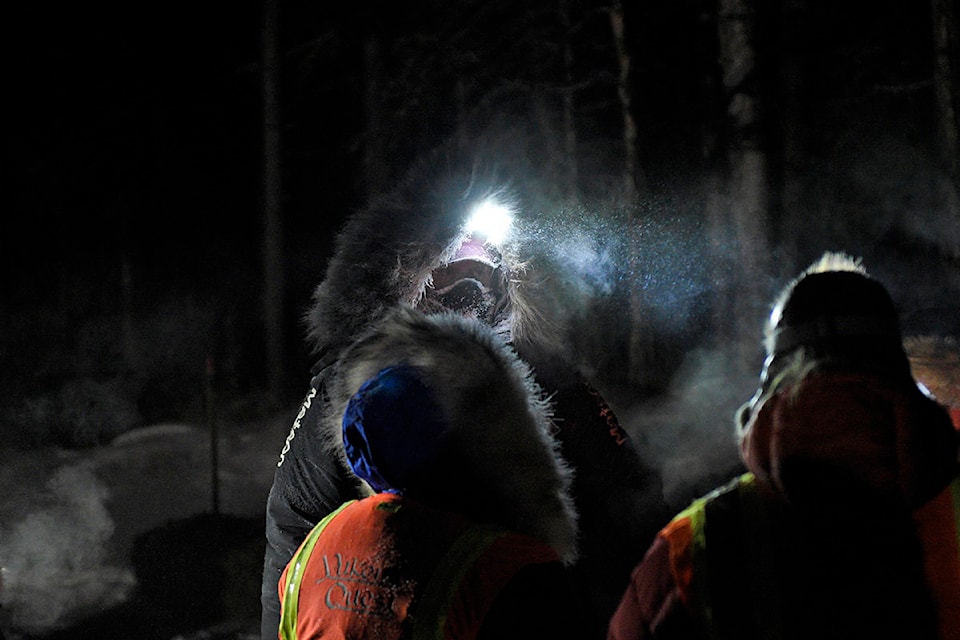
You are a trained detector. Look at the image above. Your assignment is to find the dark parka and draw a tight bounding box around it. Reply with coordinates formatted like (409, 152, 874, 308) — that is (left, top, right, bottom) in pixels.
(277, 308, 589, 640)
(607, 373, 960, 640)
(261, 150, 669, 639)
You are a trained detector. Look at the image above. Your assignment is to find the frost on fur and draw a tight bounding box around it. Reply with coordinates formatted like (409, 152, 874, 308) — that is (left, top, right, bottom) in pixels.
(323, 307, 579, 563)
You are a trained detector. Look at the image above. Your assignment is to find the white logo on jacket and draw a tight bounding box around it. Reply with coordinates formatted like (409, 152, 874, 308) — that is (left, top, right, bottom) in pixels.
(278, 387, 318, 467)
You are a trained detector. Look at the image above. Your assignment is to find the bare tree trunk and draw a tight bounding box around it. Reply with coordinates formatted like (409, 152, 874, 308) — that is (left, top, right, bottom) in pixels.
(703, 166, 732, 331)
(205, 355, 220, 515)
(777, 0, 808, 277)
(363, 36, 389, 202)
(532, 90, 564, 191)
(695, 0, 734, 341)
(932, 0, 960, 184)
(527, 0, 581, 205)
(718, 0, 770, 368)
(121, 255, 136, 371)
(560, 0, 579, 204)
(609, 0, 658, 390)
(609, 0, 641, 204)
(455, 77, 469, 152)
(262, 0, 286, 400)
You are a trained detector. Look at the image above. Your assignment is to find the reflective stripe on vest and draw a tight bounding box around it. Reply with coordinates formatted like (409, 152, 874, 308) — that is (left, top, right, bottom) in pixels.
(411, 524, 560, 640)
(278, 494, 560, 640)
(279, 500, 356, 640)
(671, 473, 960, 640)
(664, 473, 784, 640)
(667, 480, 713, 633)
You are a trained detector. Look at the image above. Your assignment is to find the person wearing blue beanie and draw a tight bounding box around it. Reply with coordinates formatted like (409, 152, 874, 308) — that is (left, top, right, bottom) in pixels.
(277, 309, 588, 640)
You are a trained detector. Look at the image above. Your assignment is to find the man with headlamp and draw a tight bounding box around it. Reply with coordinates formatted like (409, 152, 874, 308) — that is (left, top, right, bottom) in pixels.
(417, 204, 511, 327)
(260, 148, 669, 639)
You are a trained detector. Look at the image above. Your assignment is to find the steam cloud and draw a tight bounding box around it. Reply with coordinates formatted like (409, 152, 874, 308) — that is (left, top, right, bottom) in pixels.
(623, 345, 756, 508)
(0, 462, 135, 635)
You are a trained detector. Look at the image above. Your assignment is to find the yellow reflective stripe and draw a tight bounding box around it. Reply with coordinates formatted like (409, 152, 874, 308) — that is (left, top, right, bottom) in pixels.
(677, 490, 712, 635)
(681, 473, 755, 640)
(411, 524, 507, 640)
(279, 500, 356, 640)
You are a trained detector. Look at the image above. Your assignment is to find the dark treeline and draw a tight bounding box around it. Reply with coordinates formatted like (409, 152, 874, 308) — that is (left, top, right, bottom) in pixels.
(3, 0, 958, 448)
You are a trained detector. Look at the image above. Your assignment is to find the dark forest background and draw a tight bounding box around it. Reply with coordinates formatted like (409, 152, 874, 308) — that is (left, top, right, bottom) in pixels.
(1, 1, 959, 638)
(3, 0, 959, 452)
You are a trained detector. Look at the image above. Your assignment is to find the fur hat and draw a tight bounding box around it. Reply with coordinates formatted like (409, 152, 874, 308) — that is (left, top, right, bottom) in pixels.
(304, 146, 563, 369)
(324, 306, 579, 563)
(765, 252, 910, 375)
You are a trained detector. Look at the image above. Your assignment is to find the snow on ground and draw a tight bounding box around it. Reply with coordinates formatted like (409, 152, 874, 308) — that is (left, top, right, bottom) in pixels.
(0, 417, 285, 638)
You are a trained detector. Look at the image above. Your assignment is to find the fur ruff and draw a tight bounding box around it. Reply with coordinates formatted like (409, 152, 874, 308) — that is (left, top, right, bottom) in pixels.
(323, 307, 579, 564)
(304, 147, 564, 367)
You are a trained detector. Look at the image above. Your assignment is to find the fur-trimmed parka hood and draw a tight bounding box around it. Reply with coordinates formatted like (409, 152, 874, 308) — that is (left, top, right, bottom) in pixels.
(305, 147, 565, 370)
(739, 371, 958, 509)
(321, 306, 579, 564)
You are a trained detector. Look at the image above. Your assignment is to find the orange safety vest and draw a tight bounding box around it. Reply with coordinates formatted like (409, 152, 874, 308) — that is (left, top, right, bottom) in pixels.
(278, 493, 561, 640)
(660, 473, 960, 640)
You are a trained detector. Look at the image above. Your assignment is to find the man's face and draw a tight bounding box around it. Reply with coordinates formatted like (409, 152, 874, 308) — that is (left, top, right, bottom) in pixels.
(430, 258, 498, 291)
(421, 258, 504, 324)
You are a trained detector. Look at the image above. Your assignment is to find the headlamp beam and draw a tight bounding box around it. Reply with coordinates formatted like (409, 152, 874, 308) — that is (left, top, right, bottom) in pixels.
(466, 200, 513, 245)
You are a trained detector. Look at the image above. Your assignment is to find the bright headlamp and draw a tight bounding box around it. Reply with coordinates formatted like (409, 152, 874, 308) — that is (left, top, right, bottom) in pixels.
(465, 200, 513, 245)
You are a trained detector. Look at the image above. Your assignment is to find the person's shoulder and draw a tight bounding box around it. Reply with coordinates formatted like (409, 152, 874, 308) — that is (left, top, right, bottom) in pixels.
(662, 474, 753, 539)
(478, 560, 592, 640)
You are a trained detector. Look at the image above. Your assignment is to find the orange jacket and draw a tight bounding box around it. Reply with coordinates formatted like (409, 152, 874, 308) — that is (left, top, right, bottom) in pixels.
(609, 372, 960, 640)
(609, 473, 960, 640)
(278, 493, 571, 640)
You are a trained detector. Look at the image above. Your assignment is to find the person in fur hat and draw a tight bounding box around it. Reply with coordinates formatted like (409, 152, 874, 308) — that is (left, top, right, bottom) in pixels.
(277, 307, 590, 640)
(608, 252, 960, 640)
(261, 148, 669, 639)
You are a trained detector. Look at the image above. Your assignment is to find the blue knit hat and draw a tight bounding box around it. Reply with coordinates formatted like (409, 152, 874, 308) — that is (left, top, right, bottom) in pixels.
(342, 365, 447, 494)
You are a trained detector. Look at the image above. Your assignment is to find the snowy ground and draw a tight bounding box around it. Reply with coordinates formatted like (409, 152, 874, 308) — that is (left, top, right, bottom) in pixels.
(0, 342, 755, 639)
(0, 417, 287, 639)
